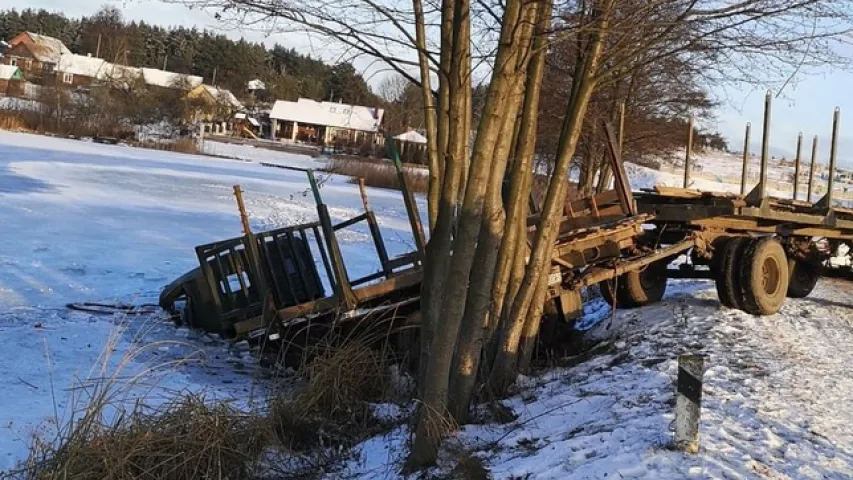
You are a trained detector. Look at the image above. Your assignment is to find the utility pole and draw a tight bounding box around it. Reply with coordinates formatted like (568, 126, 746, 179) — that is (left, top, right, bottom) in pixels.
(212, 67, 217, 86)
(162, 54, 168, 71)
(95, 33, 102, 58)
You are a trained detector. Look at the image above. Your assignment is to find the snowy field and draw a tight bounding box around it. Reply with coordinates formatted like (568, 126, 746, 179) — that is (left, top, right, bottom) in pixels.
(0, 132, 424, 470)
(1, 132, 852, 478)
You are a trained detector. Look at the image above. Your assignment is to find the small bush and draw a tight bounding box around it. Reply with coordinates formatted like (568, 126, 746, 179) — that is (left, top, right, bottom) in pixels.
(326, 156, 429, 193)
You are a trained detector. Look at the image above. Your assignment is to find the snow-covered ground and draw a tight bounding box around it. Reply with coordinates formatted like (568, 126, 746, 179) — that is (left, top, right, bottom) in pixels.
(339, 278, 853, 479)
(2, 132, 852, 478)
(0, 132, 425, 470)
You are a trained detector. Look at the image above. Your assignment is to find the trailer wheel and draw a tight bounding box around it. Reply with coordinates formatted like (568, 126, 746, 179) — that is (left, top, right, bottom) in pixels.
(541, 288, 583, 348)
(599, 260, 668, 309)
(715, 236, 751, 309)
(543, 288, 583, 323)
(741, 237, 789, 315)
(787, 258, 819, 298)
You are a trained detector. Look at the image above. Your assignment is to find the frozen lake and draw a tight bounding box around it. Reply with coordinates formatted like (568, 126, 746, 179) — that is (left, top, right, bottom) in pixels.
(0, 132, 424, 469)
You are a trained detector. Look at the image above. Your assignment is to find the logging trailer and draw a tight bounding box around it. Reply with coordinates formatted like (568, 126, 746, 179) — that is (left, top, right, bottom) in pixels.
(160, 92, 853, 363)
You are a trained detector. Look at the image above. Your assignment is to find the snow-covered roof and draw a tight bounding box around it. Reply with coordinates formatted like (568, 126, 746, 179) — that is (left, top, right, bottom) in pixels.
(0, 65, 22, 80)
(19, 32, 71, 63)
(96, 63, 142, 86)
(141, 68, 202, 90)
(269, 98, 384, 132)
(202, 85, 243, 109)
(394, 130, 427, 144)
(57, 53, 107, 78)
(247, 79, 266, 91)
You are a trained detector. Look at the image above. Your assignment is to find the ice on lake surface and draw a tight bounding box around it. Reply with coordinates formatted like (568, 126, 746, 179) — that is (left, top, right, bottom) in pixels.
(0, 132, 425, 469)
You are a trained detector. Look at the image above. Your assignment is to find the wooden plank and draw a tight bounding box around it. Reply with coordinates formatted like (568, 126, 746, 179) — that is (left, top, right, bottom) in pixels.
(353, 268, 422, 302)
(564, 190, 619, 219)
(318, 204, 357, 309)
(652, 186, 704, 198)
(604, 121, 636, 217)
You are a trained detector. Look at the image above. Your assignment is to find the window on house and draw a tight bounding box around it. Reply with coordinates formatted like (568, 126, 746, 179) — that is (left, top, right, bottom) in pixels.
(8, 58, 16, 66)
(24, 59, 32, 70)
(63, 73, 74, 84)
(43, 63, 55, 74)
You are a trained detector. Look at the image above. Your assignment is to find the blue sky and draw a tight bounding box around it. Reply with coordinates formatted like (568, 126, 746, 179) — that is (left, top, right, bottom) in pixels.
(19, 0, 853, 166)
(712, 72, 853, 165)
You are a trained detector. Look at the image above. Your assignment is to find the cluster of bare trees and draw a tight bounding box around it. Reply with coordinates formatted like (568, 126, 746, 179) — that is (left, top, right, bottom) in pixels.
(177, 0, 853, 469)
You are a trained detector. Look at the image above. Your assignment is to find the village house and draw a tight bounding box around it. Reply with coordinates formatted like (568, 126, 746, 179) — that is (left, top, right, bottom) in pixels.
(0, 65, 24, 97)
(56, 52, 108, 88)
(269, 98, 384, 146)
(186, 84, 244, 134)
(3, 32, 71, 80)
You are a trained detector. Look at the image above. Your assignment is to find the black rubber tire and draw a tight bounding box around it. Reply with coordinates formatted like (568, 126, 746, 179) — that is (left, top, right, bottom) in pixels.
(741, 237, 789, 315)
(547, 288, 583, 323)
(715, 237, 751, 309)
(599, 279, 618, 308)
(787, 258, 819, 298)
(599, 260, 668, 309)
(709, 236, 732, 276)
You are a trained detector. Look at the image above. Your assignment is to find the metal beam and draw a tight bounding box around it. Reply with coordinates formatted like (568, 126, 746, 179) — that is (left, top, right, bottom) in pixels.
(808, 135, 818, 203)
(793, 133, 802, 201)
(683, 116, 694, 189)
(817, 107, 841, 209)
(740, 123, 751, 196)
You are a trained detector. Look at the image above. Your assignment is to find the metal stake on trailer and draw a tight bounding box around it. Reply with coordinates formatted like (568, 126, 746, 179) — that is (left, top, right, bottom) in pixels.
(683, 116, 694, 189)
(817, 107, 841, 209)
(793, 133, 803, 201)
(746, 90, 772, 205)
(740, 123, 751, 196)
(808, 135, 819, 203)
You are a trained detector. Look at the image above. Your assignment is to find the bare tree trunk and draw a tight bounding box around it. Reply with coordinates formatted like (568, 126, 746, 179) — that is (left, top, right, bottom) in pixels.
(414, 0, 458, 406)
(409, 0, 536, 465)
(414, 0, 440, 232)
(516, 267, 550, 373)
(489, 0, 613, 392)
(447, 76, 527, 423)
(484, 0, 553, 369)
(457, 71, 472, 207)
(407, 0, 473, 468)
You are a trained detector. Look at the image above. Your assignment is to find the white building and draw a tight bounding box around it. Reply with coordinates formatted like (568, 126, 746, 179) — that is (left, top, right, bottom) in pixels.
(269, 98, 384, 145)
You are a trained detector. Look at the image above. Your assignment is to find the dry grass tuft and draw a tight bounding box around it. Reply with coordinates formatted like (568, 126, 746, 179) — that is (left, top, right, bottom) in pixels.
(18, 311, 412, 480)
(25, 395, 266, 480)
(298, 339, 389, 416)
(265, 332, 395, 452)
(326, 156, 429, 193)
